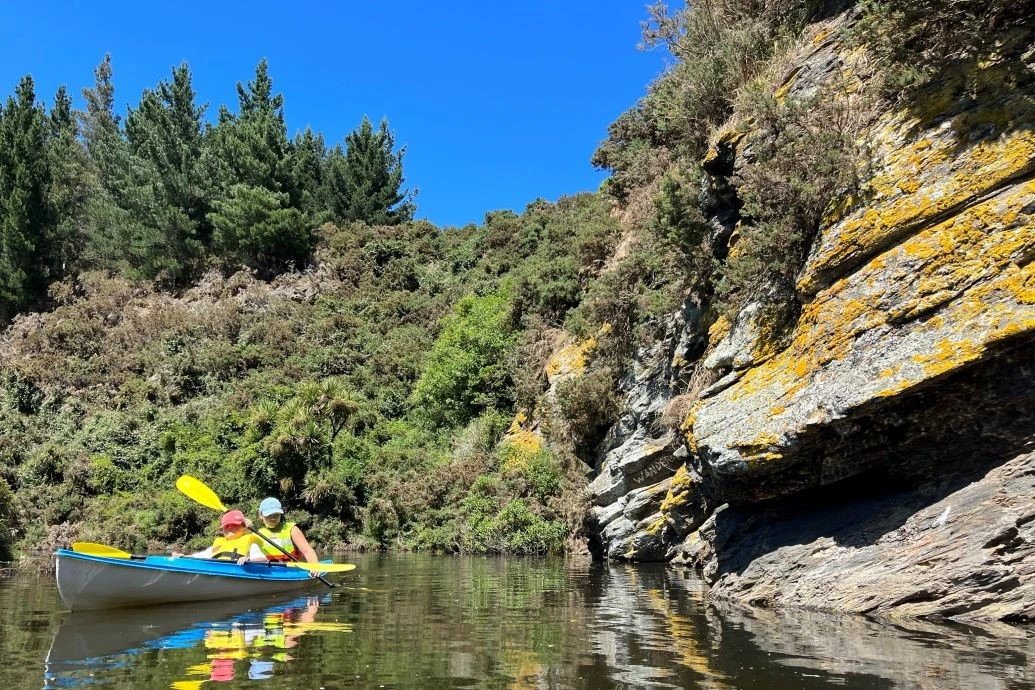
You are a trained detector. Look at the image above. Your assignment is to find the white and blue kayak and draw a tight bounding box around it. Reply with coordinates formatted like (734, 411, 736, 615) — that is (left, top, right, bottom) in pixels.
(55, 549, 319, 610)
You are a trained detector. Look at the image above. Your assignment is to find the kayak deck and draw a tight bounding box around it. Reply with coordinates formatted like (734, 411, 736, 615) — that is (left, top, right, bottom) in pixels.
(55, 549, 317, 610)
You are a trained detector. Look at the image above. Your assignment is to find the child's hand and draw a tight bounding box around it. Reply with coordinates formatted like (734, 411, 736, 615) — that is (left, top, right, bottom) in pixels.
(236, 555, 248, 565)
(171, 551, 183, 559)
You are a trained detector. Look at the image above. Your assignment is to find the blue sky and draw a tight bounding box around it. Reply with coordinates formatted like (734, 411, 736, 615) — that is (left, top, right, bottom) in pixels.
(0, 2, 671, 228)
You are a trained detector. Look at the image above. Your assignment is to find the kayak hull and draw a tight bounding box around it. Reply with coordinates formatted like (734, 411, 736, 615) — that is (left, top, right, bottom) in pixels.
(55, 549, 316, 610)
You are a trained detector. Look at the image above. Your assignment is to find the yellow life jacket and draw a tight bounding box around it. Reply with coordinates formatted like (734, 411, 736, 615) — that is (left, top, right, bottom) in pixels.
(210, 532, 264, 560)
(257, 521, 300, 560)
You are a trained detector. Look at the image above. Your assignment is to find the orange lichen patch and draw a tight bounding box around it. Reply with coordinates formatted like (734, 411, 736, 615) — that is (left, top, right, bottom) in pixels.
(707, 315, 732, 350)
(773, 65, 802, 104)
(732, 434, 787, 464)
(749, 310, 787, 365)
(812, 28, 832, 45)
(544, 334, 598, 382)
(645, 517, 667, 536)
(507, 410, 528, 434)
(799, 90, 1035, 295)
(499, 430, 544, 472)
(700, 177, 1035, 453)
(660, 464, 694, 516)
(703, 125, 748, 166)
(897, 179, 920, 194)
(505, 429, 542, 453)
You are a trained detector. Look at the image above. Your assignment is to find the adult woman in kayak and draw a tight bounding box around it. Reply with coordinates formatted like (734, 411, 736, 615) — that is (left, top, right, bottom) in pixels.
(173, 509, 269, 565)
(255, 497, 320, 567)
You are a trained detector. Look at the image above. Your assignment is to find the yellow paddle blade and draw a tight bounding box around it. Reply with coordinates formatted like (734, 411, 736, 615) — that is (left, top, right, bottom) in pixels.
(176, 474, 228, 512)
(71, 542, 133, 558)
(284, 562, 357, 573)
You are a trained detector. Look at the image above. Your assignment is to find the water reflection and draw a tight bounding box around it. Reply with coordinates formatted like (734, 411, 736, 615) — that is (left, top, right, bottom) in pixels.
(1, 555, 1032, 689)
(596, 563, 1035, 690)
(44, 594, 350, 689)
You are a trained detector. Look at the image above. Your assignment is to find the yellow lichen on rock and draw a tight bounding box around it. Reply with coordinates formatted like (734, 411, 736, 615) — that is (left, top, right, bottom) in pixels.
(544, 325, 610, 383)
(799, 88, 1035, 296)
(681, 400, 703, 453)
(695, 173, 1035, 462)
(506, 410, 528, 434)
(660, 464, 694, 515)
(707, 315, 732, 350)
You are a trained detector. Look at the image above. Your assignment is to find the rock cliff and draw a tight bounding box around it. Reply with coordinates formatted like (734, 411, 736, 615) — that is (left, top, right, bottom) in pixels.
(588, 11, 1035, 622)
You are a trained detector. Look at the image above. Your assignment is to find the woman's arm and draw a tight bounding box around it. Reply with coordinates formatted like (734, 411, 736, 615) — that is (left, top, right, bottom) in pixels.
(238, 542, 269, 565)
(172, 546, 213, 559)
(290, 525, 320, 564)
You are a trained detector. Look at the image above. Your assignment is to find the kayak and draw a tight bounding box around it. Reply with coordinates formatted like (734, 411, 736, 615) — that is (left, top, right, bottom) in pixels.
(54, 549, 319, 610)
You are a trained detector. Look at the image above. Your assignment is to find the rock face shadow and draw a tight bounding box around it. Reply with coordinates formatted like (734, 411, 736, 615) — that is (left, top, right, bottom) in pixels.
(691, 337, 1035, 620)
(701, 444, 1035, 620)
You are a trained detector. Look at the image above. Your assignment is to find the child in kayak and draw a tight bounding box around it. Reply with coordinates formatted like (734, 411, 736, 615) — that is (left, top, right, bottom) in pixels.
(173, 509, 269, 565)
(255, 497, 320, 567)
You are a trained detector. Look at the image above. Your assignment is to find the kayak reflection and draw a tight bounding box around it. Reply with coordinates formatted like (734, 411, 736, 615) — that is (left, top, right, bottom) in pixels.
(44, 593, 351, 688)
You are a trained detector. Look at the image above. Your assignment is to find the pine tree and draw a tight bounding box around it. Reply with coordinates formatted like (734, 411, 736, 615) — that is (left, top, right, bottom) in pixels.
(45, 85, 92, 280)
(209, 59, 292, 194)
(206, 59, 314, 273)
(79, 54, 122, 188)
(208, 184, 310, 275)
(123, 62, 210, 281)
(289, 127, 328, 218)
(324, 116, 415, 226)
(79, 54, 137, 273)
(0, 76, 50, 320)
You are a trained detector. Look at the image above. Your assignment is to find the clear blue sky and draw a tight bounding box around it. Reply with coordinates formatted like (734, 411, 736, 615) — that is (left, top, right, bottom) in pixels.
(0, 2, 671, 228)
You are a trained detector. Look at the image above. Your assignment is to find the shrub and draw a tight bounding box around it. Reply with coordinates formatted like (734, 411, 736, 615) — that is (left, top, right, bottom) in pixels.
(716, 87, 866, 319)
(852, 0, 1035, 96)
(553, 369, 621, 461)
(411, 290, 519, 428)
(473, 499, 566, 555)
(0, 480, 14, 560)
(595, 0, 824, 180)
(564, 238, 683, 370)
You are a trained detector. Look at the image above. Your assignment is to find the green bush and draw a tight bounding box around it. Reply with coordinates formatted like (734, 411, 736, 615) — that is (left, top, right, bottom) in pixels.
(0, 188, 617, 558)
(564, 238, 682, 370)
(0, 479, 15, 560)
(595, 0, 823, 181)
(411, 290, 519, 428)
(471, 499, 565, 555)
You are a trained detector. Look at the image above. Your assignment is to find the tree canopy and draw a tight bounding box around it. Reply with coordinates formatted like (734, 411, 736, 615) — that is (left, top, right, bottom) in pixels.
(0, 56, 418, 319)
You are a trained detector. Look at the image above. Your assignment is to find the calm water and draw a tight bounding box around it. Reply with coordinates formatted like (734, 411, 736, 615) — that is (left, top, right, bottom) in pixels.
(0, 554, 1032, 689)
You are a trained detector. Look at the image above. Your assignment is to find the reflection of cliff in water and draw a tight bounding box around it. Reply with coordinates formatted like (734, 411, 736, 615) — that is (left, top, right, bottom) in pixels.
(44, 593, 351, 689)
(592, 564, 1035, 689)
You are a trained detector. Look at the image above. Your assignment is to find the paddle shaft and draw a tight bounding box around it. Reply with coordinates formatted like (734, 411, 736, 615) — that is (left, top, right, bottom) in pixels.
(248, 525, 335, 588)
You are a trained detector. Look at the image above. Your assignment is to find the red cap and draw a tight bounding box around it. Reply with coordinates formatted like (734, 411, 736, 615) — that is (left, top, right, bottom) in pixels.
(220, 510, 246, 529)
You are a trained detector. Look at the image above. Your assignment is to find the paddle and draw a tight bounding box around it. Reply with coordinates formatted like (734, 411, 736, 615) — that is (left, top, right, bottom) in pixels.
(70, 541, 355, 572)
(175, 474, 341, 586)
(71, 542, 141, 559)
